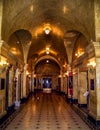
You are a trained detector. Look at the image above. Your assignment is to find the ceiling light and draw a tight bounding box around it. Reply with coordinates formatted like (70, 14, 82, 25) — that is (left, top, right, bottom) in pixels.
(46, 47, 50, 51)
(46, 47, 50, 54)
(45, 28, 51, 34)
(63, 6, 67, 13)
(63, 6, 69, 14)
(43, 24, 51, 34)
(46, 51, 49, 54)
(46, 60, 49, 63)
(30, 5, 34, 12)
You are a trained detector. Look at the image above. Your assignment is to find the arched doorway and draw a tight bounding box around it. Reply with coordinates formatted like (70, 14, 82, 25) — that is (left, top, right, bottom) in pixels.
(34, 59, 60, 93)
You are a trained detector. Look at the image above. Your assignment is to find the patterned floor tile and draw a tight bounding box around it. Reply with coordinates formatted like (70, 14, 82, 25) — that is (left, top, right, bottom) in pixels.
(4, 92, 92, 130)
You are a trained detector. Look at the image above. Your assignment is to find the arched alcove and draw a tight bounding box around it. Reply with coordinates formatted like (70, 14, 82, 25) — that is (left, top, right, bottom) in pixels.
(72, 32, 89, 62)
(7, 29, 32, 61)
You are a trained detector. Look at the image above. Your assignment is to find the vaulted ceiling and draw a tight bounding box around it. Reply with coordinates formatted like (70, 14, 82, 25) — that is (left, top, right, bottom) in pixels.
(1, 0, 95, 72)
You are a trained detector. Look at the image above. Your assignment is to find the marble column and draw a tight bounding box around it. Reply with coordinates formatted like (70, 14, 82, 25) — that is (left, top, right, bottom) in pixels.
(88, 42, 100, 123)
(66, 64, 72, 98)
(94, 0, 100, 42)
(20, 72, 23, 99)
(94, 5, 100, 113)
(0, 40, 6, 116)
(22, 64, 27, 98)
(15, 68, 19, 101)
(78, 71, 87, 107)
(8, 68, 14, 106)
(92, 0, 100, 122)
(60, 71, 64, 93)
(73, 72, 78, 103)
(0, 0, 3, 40)
(0, 40, 3, 54)
(22, 42, 31, 99)
(96, 58, 100, 117)
(63, 76, 67, 94)
(32, 71, 35, 92)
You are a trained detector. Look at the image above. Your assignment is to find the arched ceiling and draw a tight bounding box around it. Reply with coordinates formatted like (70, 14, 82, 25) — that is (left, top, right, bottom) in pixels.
(2, 0, 95, 41)
(35, 59, 60, 76)
(1, 0, 95, 70)
(28, 33, 67, 60)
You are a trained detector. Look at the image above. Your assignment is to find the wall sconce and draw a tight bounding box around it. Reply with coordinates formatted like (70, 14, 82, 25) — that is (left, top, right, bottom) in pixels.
(88, 65, 95, 75)
(26, 71, 30, 76)
(58, 75, 61, 78)
(0, 56, 9, 74)
(87, 61, 96, 68)
(75, 49, 84, 57)
(0, 56, 8, 66)
(87, 61, 96, 75)
(63, 63, 68, 69)
(64, 71, 68, 76)
(33, 74, 36, 78)
(0, 40, 9, 67)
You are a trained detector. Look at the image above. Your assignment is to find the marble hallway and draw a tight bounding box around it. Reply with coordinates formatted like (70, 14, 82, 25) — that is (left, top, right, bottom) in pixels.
(4, 92, 91, 130)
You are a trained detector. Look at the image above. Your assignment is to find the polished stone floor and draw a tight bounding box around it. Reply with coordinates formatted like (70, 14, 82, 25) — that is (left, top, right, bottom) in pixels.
(4, 92, 91, 130)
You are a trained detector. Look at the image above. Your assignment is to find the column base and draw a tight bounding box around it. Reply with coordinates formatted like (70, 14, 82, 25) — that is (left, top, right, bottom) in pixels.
(66, 97, 72, 103)
(7, 104, 15, 112)
(66, 98, 78, 104)
(72, 99, 78, 104)
(21, 97, 27, 103)
(88, 114, 100, 128)
(78, 103, 87, 108)
(58, 91, 65, 95)
(0, 111, 7, 120)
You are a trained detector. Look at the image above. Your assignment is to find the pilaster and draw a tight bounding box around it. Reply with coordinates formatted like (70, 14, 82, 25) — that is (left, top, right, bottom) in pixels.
(94, 0, 100, 41)
(0, 0, 3, 40)
(88, 42, 100, 126)
(22, 42, 31, 100)
(78, 71, 87, 107)
(22, 64, 27, 98)
(60, 70, 64, 93)
(73, 69, 78, 103)
(32, 71, 35, 92)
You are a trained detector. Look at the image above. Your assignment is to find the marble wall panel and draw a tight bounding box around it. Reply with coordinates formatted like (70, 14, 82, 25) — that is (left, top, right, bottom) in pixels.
(78, 72, 87, 104)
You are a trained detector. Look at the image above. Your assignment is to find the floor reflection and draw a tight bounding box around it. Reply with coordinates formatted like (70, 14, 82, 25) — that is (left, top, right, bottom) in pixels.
(4, 92, 91, 130)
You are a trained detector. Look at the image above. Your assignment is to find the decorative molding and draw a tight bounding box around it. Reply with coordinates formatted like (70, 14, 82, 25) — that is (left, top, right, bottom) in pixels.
(0, 65, 7, 74)
(88, 66, 95, 75)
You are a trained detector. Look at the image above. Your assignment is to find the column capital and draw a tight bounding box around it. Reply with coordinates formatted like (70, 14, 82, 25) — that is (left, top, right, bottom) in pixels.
(92, 42, 100, 57)
(93, 41, 100, 47)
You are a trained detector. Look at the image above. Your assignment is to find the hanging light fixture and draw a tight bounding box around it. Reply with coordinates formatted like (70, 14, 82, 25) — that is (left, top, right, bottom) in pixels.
(46, 51, 49, 54)
(44, 28, 51, 34)
(43, 24, 51, 35)
(46, 60, 49, 63)
(46, 47, 50, 54)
